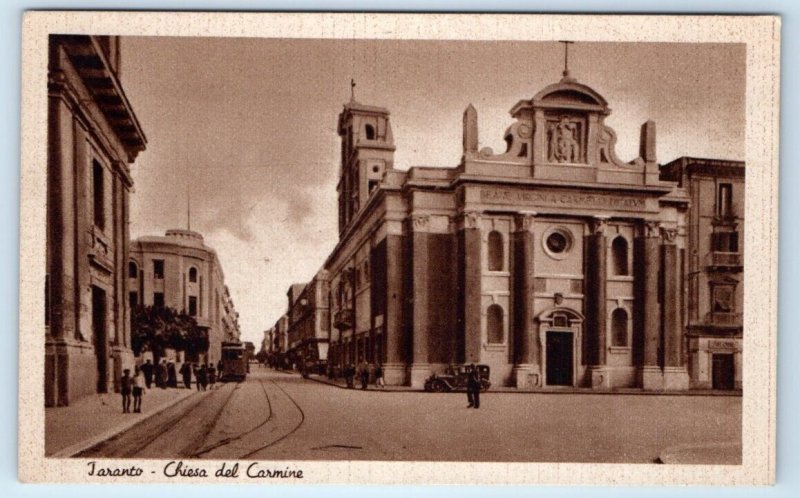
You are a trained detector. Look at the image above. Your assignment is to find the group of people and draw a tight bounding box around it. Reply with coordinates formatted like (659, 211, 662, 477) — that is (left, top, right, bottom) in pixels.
(118, 358, 225, 414)
(341, 361, 385, 389)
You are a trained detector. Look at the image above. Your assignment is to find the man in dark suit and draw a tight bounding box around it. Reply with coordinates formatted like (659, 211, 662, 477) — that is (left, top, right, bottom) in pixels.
(141, 359, 154, 389)
(466, 364, 481, 409)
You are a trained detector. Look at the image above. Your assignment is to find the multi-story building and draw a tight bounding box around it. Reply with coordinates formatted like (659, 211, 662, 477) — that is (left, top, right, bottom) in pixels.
(661, 157, 745, 390)
(46, 35, 147, 406)
(317, 69, 744, 390)
(129, 229, 239, 364)
(285, 270, 331, 372)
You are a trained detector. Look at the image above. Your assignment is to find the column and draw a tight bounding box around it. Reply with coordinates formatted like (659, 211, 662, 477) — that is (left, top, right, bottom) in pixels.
(382, 232, 406, 385)
(661, 228, 690, 390)
(458, 211, 483, 364)
(587, 217, 611, 389)
(409, 214, 431, 387)
(512, 212, 536, 389)
(640, 221, 663, 390)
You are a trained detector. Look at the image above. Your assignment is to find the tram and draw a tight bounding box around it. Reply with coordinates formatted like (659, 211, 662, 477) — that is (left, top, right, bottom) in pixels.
(220, 342, 248, 382)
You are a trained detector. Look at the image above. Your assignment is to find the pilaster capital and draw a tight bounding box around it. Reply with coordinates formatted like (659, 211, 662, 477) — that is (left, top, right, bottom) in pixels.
(514, 211, 537, 231)
(410, 214, 430, 232)
(660, 226, 679, 244)
(643, 220, 661, 238)
(456, 210, 481, 230)
(590, 216, 610, 236)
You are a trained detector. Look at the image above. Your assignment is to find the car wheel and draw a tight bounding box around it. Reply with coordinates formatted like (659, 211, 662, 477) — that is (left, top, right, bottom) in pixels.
(480, 381, 490, 392)
(432, 380, 447, 393)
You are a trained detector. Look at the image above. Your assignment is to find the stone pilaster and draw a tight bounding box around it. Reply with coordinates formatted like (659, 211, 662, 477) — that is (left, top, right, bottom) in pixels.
(382, 233, 406, 385)
(661, 227, 689, 390)
(587, 217, 611, 389)
(512, 212, 537, 389)
(639, 221, 663, 390)
(457, 211, 483, 364)
(409, 214, 431, 387)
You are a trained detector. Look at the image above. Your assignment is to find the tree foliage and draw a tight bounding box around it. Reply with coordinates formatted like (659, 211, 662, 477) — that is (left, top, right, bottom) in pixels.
(131, 305, 208, 362)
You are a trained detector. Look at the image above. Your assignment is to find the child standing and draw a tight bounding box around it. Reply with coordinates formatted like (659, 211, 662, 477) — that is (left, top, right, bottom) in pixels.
(120, 369, 132, 413)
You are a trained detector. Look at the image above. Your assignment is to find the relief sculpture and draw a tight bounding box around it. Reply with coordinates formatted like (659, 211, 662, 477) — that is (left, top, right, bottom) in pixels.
(548, 116, 581, 163)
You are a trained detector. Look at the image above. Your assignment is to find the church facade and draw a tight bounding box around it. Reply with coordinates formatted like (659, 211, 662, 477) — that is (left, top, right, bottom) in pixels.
(314, 71, 744, 391)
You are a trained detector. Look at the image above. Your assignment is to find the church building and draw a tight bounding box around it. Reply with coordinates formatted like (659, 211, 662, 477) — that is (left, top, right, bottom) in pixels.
(319, 65, 744, 391)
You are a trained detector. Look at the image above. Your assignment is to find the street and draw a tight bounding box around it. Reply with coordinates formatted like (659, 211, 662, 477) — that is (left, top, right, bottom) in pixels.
(80, 369, 742, 463)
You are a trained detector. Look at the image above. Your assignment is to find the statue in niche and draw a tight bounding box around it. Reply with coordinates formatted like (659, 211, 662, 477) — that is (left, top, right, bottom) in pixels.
(548, 117, 580, 163)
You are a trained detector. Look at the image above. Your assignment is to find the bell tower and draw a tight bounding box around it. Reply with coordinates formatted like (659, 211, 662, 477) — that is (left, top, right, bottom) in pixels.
(336, 89, 395, 235)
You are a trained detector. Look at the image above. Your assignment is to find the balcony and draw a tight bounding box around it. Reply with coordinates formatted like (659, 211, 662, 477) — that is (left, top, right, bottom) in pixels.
(708, 252, 743, 271)
(333, 309, 354, 330)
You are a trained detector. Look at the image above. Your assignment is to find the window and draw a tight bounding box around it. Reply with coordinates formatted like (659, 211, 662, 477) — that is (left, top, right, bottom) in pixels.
(712, 231, 739, 253)
(543, 227, 573, 259)
(189, 267, 198, 283)
(129, 291, 138, 309)
(153, 260, 165, 279)
(153, 292, 165, 308)
(711, 285, 735, 313)
(486, 304, 504, 344)
(365, 124, 375, 140)
(488, 230, 504, 271)
(611, 308, 628, 347)
(611, 236, 629, 276)
(92, 160, 105, 230)
(188, 296, 198, 317)
(128, 261, 138, 279)
(717, 183, 733, 218)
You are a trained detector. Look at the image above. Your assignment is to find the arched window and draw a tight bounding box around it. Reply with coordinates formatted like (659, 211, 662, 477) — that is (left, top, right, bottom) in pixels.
(487, 304, 504, 344)
(488, 230, 504, 271)
(611, 308, 628, 347)
(128, 261, 138, 279)
(189, 267, 198, 283)
(611, 236, 629, 276)
(365, 124, 375, 140)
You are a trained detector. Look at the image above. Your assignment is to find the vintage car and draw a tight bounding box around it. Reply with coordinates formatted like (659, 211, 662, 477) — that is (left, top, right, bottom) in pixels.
(423, 364, 491, 392)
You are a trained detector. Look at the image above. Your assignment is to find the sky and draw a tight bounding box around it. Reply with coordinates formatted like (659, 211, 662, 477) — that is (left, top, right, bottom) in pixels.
(119, 38, 745, 346)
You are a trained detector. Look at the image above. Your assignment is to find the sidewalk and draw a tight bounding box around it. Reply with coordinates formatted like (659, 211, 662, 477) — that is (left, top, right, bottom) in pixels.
(301, 372, 742, 396)
(46, 386, 201, 457)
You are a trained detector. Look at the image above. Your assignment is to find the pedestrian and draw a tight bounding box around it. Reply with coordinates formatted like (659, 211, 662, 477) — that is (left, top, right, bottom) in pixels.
(199, 364, 208, 391)
(131, 366, 144, 413)
(466, 363, 481, 409)
(208, 363, 217, 389)
(180, 362, 192, 389)
(194, 364, 202, 391)
(375, 364, 385, 388)
(155, 360, 168, 389)
(217, 360, 224, 380)
(167, 361, 178, 388)
(141, 359, 154, 389)
(360, 361, 370, 390)
(120, 368, 132, 414)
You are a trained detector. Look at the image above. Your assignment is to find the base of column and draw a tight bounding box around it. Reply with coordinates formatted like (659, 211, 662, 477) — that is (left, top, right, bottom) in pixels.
(382, 363, 407, 386)
(513, 364, 534, 390)
(409, 363, 431, 388)
(640, 365, 664, 391)
(588, 365, 612, 389)
(662, 366, 690, 391)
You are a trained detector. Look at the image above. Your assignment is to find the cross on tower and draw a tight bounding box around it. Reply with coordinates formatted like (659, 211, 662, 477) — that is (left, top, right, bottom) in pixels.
(559, 40, 575, 79)
(350, 78, 356, 102)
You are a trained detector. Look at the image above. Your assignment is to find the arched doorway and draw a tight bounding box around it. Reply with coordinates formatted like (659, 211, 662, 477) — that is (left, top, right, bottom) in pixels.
(537, 307, 584, 388)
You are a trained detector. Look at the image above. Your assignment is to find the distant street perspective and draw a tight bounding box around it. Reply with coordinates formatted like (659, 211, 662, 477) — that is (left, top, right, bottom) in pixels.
(78, 368, 741, 463)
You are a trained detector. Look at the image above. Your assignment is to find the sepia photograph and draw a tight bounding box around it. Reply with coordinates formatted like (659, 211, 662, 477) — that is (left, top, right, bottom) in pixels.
(18, 12, 779, 485)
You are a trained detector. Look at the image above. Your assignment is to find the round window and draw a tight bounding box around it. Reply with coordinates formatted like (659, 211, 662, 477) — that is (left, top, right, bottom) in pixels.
(546, 232, 568, 253)
(542, 227, 573, 260)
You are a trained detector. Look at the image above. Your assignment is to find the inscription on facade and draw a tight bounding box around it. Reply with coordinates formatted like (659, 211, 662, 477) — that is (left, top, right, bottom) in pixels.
(479, 188, 646, 211)
(708, 340, 738, 350)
